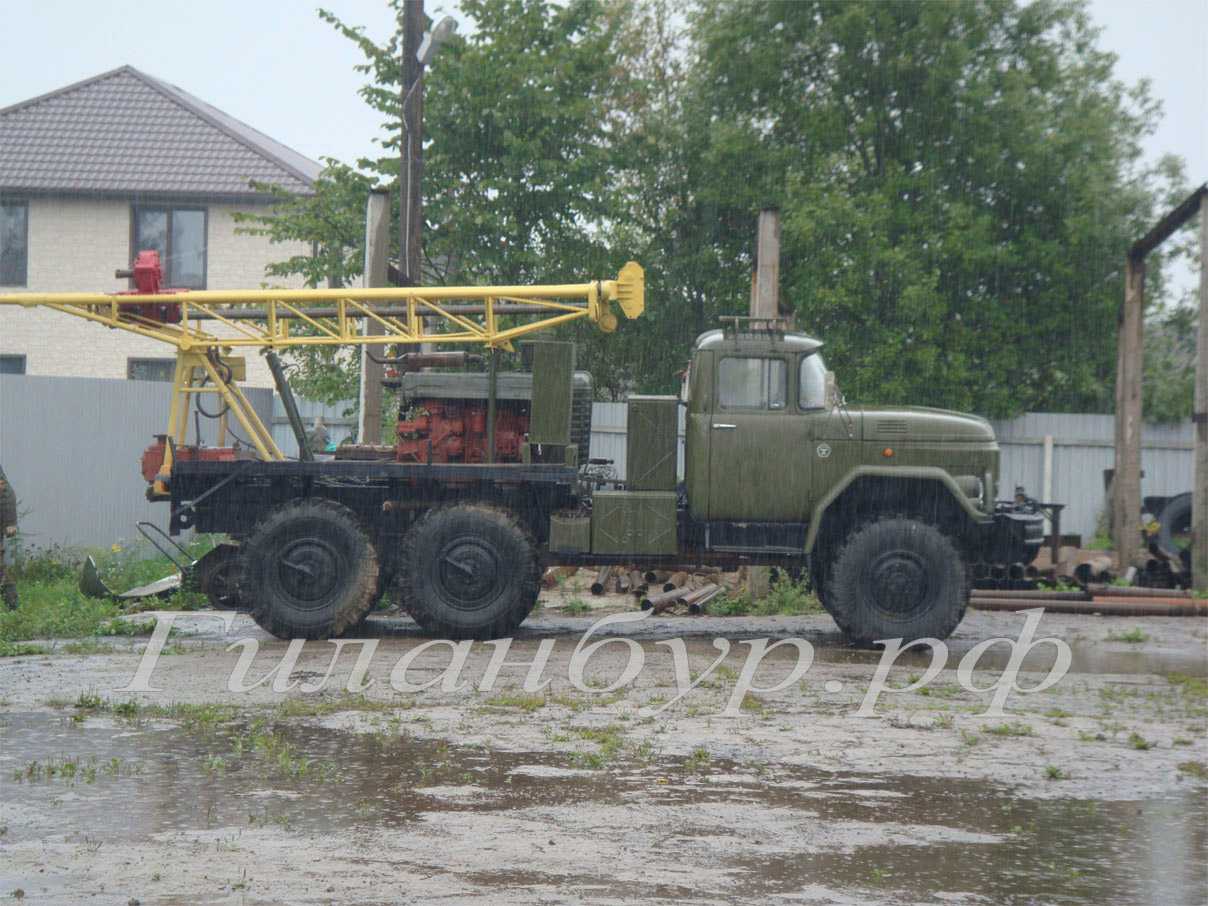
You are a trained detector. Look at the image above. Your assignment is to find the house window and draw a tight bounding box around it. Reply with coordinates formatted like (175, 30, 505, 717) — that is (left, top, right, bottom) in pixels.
(131, 206, 207, 289)
(127, 357, 176, 382)
(0, 201, 28, 286)
(0, 354, 27, 375)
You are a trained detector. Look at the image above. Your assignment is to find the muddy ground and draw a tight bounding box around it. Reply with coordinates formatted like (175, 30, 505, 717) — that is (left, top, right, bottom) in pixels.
(1, 580, 1206, 905)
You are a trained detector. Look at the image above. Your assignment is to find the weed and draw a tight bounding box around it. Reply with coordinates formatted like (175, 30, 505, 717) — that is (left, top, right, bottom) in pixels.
(485, 692, 547, 712)
(1106, 628, 1149, 644)
(712, 575, 823, 617)
(986, 722, 1034, 737)
(959, 729, 980, 747)
(562, 598, 591, 615)
(1167, 674, 1208, 700)
(1176, 761, 1207, 779)
(74, 691, 103, 711)
(685, 745, 712, 771)
(0, 641, 48, 657)
(1044, 765, 1067, 780)
(1127, 732, 1152, 750)
(1173, 737, 1192, 746)
(739, 693, 767, 715)
(1077, 730, 1107, 742)
(1043, 708, 1072, 719)
(932, 713, 955, 730)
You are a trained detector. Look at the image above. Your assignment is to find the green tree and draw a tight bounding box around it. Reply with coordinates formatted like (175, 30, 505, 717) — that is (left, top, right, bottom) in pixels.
(663, 0, 1189, 417)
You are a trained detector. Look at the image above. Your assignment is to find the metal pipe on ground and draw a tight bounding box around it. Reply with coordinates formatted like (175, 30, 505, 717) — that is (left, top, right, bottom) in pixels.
(970, 597, 1208, 617)
(972, 589, 1090, 601)
(641, 586, 687, 614)
(628, 570, 647, 596)
(664, 571, 689, 593)
(591, 566, 614, 596)
(1086, 583, 1191, 599)
(686, 584, 723, 615)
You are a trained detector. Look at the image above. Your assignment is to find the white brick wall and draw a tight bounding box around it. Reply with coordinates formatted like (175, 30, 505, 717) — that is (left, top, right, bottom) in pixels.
(0, 197, 312, 387)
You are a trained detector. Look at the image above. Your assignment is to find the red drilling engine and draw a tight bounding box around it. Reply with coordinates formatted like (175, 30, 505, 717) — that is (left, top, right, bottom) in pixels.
(384, 360, 593, 465)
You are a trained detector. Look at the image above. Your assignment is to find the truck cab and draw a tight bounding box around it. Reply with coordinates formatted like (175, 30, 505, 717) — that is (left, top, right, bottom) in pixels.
(678, 323, 1041, 642)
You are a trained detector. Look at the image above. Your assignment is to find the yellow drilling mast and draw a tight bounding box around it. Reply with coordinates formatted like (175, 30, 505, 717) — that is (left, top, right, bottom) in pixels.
(0, 260, 645, 487)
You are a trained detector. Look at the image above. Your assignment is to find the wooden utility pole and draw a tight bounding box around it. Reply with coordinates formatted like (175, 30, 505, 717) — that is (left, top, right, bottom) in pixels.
(1112, 255, 1146, 571)
(357, 188, 391, 444)
(1194, 198, 1207, 592)
(748, 208, 781, 600)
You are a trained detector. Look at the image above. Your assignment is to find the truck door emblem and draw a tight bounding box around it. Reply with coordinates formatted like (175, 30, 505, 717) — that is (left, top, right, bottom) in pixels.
(816, 443, 832, 459)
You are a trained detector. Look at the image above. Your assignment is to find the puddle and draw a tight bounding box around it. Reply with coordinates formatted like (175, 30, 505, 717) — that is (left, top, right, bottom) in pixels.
(1, 711, 1204, 903)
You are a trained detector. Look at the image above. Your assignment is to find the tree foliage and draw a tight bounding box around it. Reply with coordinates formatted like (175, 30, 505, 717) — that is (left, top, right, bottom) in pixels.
(249, 0, 1194, 421)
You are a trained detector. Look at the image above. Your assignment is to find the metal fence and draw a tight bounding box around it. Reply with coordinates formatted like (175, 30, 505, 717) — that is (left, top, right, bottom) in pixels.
(0, 374, 273, 550)
(0, 372, 1193, 547)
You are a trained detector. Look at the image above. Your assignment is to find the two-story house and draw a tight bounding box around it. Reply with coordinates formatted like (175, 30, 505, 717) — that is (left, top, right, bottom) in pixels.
(0, 65, 320, 387)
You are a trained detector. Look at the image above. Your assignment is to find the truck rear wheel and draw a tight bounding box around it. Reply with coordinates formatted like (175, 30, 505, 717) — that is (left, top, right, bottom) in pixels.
(397, 504, 541, 640)
(823, 516, 968, 645)
(240, 499, 379, 640)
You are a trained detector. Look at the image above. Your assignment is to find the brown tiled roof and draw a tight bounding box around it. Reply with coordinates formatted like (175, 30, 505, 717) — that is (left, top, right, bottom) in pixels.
(0, 66, 321, 198)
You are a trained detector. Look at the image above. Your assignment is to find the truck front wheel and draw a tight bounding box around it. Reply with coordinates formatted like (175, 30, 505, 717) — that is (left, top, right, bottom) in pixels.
(823, 516, 968, 645)
(397, 504, 541, 640)
(240, 499, 380, 640)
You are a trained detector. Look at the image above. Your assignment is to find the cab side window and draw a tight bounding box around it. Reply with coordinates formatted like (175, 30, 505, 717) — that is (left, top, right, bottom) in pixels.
(719, 357, 786, 410)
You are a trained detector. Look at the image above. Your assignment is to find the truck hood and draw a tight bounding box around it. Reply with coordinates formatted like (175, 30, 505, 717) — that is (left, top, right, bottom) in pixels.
(856, 406, 996, 443)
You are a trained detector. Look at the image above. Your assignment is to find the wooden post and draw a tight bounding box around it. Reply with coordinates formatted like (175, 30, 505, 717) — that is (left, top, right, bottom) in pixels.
(1112, 255, 1146, 571)
(1194, 200, 1208, 592)
(357, 188, 390, 444)
(754, 209, 781, 320)
(400, 0, 424, 286)
(748, 209, 781, 600)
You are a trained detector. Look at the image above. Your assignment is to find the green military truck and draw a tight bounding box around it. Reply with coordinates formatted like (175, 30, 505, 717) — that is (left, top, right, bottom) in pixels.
(171, 320, 1041, 645)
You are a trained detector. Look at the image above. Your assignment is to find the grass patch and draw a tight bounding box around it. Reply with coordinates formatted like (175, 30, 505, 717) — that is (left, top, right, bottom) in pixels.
(684, 745, 712, 771)
(561, 598, 591, 615)
(1106, 628, 1149, 644)
(712, 575, 823, 617)
(985, 721, 1035, 737)
(1044, 765, 1068, 781)
(1177, 761, 1208, 779)
(1, 536, 220, 643)
(1127, 731, 1152, 750)
(484, 692, 547, 712)
(1167, 674, 1208, 700)
(0, 641, 49, 657)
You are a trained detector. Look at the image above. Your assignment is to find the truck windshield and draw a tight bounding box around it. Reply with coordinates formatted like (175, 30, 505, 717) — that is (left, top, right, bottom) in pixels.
(799, 353, 828, 409)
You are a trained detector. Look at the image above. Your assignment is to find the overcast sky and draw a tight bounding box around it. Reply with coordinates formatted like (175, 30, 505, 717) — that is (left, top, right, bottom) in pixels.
(2, 1, 1204, 240)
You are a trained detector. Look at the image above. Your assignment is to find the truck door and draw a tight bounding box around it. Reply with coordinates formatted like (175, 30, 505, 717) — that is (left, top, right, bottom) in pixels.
(706, 355, 811, 520)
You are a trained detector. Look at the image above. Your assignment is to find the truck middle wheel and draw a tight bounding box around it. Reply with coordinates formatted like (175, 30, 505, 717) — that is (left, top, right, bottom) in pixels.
(823, 516, 969, 645)
(397, 503, 542, 640)
(239, 498, 380, 640)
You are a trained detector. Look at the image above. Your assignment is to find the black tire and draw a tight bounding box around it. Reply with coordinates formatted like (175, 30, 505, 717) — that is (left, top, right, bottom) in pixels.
(1155, 493, 1192, 571)
(239, 499, 379, 640)
(397, 503, 541, 640)
(195, 543, 248, 611)
(823, 516, 969, 645)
